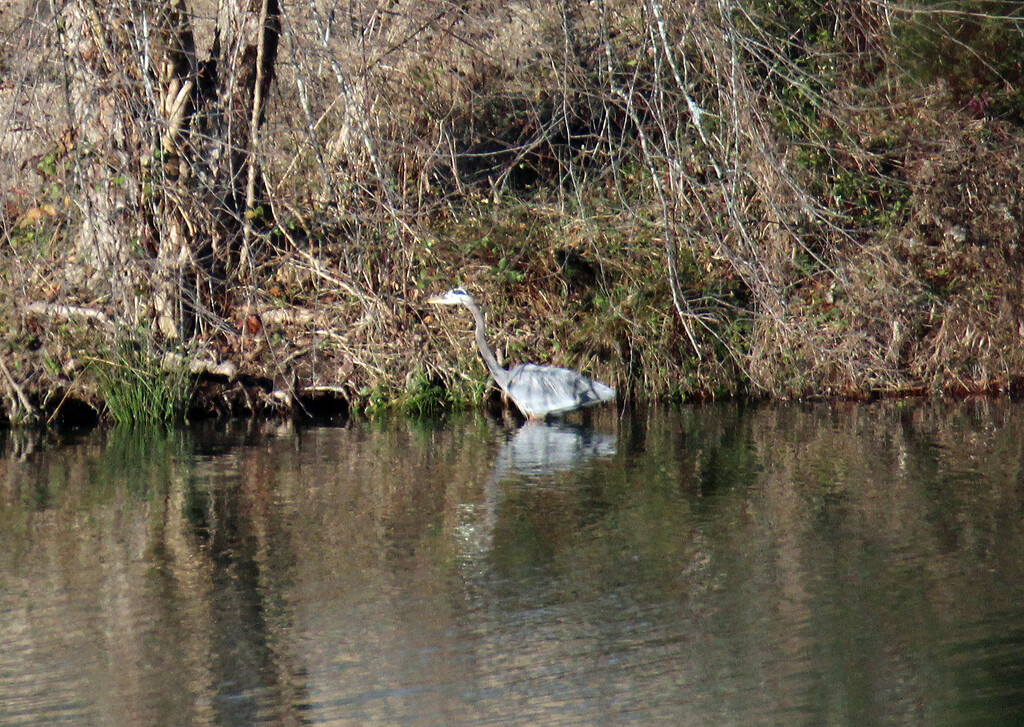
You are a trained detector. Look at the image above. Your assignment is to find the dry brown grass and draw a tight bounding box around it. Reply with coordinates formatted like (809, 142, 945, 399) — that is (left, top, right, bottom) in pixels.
(1, 0, 1024, 422)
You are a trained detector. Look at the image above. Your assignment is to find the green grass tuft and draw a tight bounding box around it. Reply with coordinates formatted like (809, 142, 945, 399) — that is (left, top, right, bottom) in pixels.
(92, 335, 193, 425)
(403, 369, 462, 418)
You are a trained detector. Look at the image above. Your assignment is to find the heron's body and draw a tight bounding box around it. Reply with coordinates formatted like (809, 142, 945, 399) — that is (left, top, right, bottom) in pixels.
(505, 363, 616, 419)
(428, 288, 616, 420)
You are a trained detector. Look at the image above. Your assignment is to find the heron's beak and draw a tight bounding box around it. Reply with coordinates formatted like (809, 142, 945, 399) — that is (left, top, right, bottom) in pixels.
(426, 295, 447, 305)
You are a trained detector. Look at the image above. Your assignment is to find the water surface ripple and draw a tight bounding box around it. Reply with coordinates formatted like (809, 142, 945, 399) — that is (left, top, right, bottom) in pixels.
(1, 401, 1023, 726)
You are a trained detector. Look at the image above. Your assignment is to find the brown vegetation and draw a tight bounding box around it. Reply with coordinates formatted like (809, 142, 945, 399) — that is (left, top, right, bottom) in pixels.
(0, 0, 1023, 424)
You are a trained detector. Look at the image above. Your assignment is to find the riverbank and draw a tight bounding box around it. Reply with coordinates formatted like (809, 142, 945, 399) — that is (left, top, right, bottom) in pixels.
(2, 0, 1023, 426)
(6, 183, 1024, 429)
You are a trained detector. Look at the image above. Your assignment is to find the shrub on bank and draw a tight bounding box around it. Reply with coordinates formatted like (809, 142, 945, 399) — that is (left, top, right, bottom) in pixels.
(0, 0, 1022, 423)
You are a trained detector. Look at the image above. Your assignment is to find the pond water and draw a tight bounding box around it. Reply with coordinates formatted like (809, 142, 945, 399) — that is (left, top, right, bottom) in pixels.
(2, 401, 1024, 726)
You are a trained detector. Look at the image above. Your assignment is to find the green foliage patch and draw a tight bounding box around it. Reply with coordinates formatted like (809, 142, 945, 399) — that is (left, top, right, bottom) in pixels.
(91, 334, 193, 426)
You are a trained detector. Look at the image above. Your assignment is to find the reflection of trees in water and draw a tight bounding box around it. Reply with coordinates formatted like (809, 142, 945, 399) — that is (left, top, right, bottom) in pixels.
(452, 402, 1024, 724)
(713, 401, 1024, 724)
(3, 403, 1024, 724)
(175, 430, 308, 727)
(0, 424, 314, 725)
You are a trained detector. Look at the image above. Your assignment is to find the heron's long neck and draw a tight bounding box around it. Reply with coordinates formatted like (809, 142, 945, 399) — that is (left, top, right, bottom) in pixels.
(465, 300, 508, 388)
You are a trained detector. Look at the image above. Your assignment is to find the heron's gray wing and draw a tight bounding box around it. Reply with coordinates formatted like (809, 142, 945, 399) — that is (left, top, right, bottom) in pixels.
(505, 363, 616, 418)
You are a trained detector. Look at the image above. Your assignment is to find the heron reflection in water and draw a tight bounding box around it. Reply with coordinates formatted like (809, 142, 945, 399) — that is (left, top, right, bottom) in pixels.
(427, 287, 616, 420)
(490, 421, 618, 482)
(456, 420, 619, 580)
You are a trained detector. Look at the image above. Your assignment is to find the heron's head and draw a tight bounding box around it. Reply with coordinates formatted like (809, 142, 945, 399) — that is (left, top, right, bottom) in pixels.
(427, 287, 475, 307)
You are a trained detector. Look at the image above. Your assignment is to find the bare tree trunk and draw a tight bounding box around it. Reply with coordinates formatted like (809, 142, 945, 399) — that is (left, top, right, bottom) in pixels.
(202, 0, 281, 288)
(56, 0, 281, 339)
(150, 0, 202, 338)
(57, 1, 146, 322)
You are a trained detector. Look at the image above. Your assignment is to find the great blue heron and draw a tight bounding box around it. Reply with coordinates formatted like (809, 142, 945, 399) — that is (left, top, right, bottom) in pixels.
(427, 287, 616, 419)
